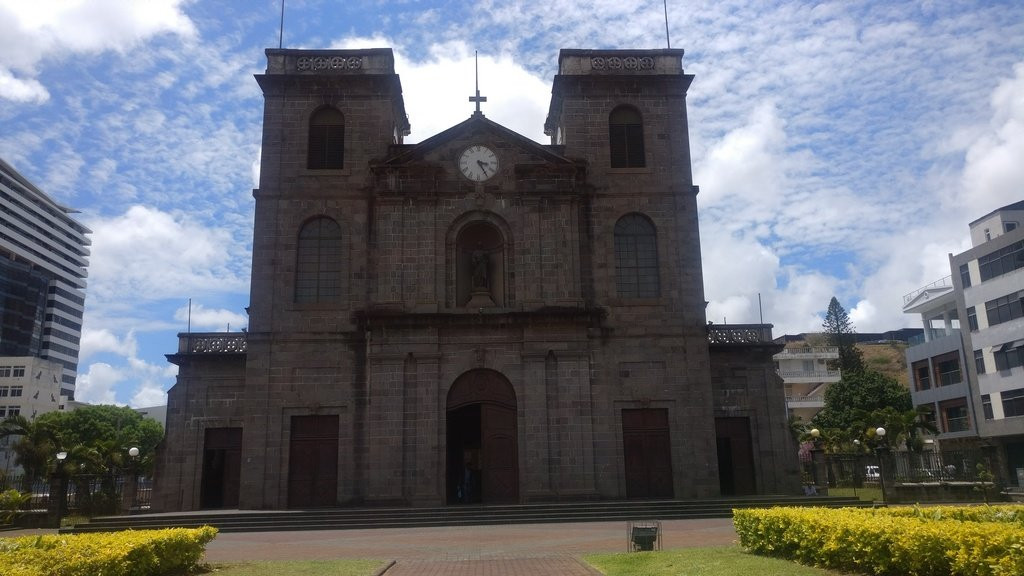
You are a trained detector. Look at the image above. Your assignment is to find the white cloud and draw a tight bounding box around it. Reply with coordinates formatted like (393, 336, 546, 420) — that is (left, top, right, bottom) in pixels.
(131, 381, 168, 408)
(173, 302, 248, 332)
(960, 61, 1024, 214)
(75, 362, 122, 405)
(0, 0, 196, 102)
(86, 205, 249, 307)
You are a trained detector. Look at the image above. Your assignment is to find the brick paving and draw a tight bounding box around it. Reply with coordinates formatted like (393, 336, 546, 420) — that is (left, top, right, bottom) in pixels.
(201, 518, 739, 575)
(3, 517, 739, 575)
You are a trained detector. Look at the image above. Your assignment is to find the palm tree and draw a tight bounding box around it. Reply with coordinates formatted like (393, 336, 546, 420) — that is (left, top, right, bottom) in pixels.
(0, 415, 59, 489)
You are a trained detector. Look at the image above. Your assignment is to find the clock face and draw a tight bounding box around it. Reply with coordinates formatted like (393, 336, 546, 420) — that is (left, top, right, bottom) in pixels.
(459, 145, 499, 182)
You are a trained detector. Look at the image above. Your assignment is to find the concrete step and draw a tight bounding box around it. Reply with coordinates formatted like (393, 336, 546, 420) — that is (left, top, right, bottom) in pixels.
(62, 496, 870, 533)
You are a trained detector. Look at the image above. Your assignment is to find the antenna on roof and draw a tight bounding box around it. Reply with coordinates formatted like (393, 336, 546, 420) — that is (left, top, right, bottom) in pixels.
(663, 0, 671, 48)
(278, 1, 285, 49)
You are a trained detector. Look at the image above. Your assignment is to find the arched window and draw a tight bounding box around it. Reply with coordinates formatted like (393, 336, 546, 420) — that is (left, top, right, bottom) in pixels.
(295, 217, 342, 303)
(307, 107, 345, 169)
(609, 106, 645, 168)
(615, 214, 659, 298)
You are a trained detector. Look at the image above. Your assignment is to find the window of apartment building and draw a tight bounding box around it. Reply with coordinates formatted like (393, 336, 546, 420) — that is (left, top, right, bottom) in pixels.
(802, 360, 814, 373)
(978, 238, 1024, 281)
(974, 349, 986, 374)
(0, 406, 19, 418)
(11, 366, 24, 378)
(912, 360, 931, 391)
(981, 394, 994, 420)
(919, 404, 937, 429)
(933, 352, 961, 387)
(939, 398, 970, 433)
(1002, 388, 1024, 418)
(967, 306, 978, 331)
(994, 342, 1024, 372)
(959, 263, 971, 288)
(1006, 221, 1019, 233)
(984, 292, 1024, 326)
(0, 387, 6, 397)
(8, 386, 21, 397)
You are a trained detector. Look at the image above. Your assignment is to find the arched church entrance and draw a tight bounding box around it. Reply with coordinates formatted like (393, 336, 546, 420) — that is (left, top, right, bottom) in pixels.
(446, 369, 519, 504)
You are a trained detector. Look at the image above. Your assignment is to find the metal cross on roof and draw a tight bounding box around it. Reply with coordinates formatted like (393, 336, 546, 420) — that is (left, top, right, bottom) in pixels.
(469, 51, 487, 115)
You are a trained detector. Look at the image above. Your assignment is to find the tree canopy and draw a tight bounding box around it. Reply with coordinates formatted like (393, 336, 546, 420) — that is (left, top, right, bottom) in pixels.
(822, 296, 864, 374)
(1, 405, 162, 481)
(811, 370, 912, 437)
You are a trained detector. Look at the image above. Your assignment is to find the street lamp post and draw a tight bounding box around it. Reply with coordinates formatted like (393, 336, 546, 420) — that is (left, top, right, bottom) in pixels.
(123, 447, 140, 514)
(875, 427, 887, 505)
(48, 451, 68, 528)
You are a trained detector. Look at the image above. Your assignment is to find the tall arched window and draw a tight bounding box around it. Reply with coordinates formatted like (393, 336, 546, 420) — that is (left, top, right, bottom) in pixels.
(295, 217, 342, 303)
(609, 106, 645, 168)
(307, 107, 345, 169)
(615, 214, 659, 298)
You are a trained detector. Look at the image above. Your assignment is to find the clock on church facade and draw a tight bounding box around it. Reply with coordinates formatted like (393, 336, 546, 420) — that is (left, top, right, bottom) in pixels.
(153, 47, 799, 512)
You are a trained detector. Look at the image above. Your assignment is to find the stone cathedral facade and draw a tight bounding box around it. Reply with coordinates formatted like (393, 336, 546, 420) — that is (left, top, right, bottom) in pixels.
(152, 47, 799, 511)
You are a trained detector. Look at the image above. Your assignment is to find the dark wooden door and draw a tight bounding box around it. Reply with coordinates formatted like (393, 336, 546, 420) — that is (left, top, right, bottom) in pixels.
(447, 369, 519, 504)
(715, 417, 756, 495)
(288, 415, 339, 508)
(481, 403, 518, 503)
(200, 427, 242, 509)
(622, 409, 673, 498)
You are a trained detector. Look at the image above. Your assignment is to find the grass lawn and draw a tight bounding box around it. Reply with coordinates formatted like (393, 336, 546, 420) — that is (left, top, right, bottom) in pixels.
(199, 559, 387, 576)
(828, 486, 882, 503)
(585, 545, 848, 576)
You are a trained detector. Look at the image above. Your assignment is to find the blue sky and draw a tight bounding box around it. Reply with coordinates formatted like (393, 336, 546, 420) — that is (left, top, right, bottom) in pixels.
(2, 1, 1023, 406)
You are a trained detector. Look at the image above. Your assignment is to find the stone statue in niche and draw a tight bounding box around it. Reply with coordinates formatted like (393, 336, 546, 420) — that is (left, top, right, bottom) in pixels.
(466, 242, 496, 308)
(471, 246, 489, 290)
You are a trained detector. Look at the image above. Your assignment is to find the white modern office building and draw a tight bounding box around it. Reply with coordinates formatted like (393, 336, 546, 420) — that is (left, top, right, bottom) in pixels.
(904, 199, 1024, 487)
(0, 158, 91, 399)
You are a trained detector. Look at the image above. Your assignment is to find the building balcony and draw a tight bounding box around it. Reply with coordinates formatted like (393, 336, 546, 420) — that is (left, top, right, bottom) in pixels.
(902, 275, 956, 313)
(786, 395, 825, 409)
(778, 369, 841, 384)
(707, 324, 774, 345)
(772, 347, 838, 360)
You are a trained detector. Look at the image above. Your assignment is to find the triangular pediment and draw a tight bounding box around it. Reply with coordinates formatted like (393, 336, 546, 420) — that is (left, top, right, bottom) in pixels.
(381, 113, 575, 169)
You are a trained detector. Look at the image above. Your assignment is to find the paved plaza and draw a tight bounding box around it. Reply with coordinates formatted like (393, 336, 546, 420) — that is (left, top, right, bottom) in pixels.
(203, 518, 739, 574)
(3, 517, 739, 574)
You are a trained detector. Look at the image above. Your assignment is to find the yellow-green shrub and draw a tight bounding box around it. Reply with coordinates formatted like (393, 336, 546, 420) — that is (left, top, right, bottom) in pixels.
(0, 526, 218, 576)
(733, 507, 1024, 576)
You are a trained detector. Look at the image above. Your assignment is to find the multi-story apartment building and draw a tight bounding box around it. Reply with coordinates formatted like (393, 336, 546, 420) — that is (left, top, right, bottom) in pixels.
(902, 276, 976, 450)
(905, 200, 1024, 487)
(773, 342, 840, 424)
(0, 158, 91, 399)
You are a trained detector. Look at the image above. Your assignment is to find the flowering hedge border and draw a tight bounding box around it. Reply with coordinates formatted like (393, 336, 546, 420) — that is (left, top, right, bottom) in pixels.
(0, 526, 218, 576)
(733, 506, 1024, 576)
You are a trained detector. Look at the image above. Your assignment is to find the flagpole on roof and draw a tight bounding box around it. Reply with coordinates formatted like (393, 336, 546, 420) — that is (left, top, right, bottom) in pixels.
(279, 1, 285, 49)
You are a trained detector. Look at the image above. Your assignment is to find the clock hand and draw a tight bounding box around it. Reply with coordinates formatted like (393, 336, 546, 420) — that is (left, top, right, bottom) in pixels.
(477, 159, 489, 175)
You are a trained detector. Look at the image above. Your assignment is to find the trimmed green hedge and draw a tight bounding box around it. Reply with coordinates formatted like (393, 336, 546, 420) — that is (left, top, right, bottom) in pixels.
(0, 526, 218, 576)
(733, 506, 1024, 576)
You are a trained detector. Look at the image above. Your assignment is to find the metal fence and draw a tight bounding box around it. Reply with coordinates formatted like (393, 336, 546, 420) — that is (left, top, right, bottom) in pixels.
(1, 473, 152, 516)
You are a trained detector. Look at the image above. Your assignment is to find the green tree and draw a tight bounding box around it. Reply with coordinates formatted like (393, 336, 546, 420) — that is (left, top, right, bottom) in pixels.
(812, 370, 912, 434)
(35, 405, 163, 476)
(822, 297, 864, 374)
(0, 415, 59, 486)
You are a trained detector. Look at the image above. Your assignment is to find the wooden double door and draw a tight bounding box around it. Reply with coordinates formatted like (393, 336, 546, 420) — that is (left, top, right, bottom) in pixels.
(287, 415, 339, 508)
(446, 370, 519, 504)
(200, 427, 242, 509)
(622, 408, 674, 498)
